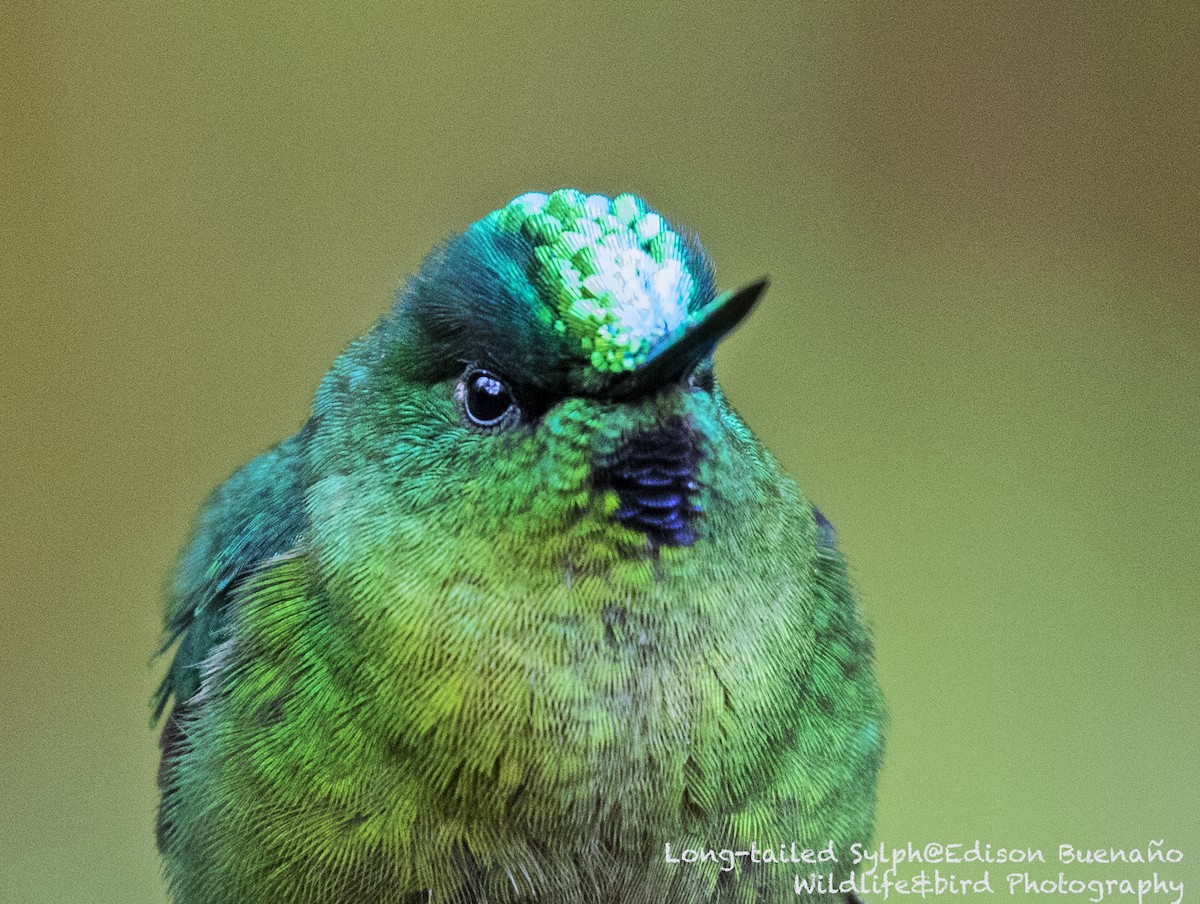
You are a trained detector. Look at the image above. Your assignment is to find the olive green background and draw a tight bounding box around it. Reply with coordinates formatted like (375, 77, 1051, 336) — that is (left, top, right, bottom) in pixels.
(3, 2, 1197, 902)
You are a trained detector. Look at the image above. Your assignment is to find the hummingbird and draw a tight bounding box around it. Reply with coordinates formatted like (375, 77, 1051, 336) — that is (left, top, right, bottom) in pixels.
(153, 189, 884, 903)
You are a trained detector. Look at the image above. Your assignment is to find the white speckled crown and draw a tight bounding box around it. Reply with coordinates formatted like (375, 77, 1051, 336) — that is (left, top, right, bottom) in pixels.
(489, 189, 696, 374)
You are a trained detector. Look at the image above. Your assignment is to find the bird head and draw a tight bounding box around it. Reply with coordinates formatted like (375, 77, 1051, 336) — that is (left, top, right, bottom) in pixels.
(307, 190, 774, 579)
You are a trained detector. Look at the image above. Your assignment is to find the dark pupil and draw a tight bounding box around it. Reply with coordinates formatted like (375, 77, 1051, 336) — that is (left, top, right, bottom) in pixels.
(466, 373, 513, 425)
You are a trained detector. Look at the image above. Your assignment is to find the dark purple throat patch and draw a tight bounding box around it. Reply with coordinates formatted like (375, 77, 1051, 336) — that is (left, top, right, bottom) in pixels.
(596, 418, 702, 548)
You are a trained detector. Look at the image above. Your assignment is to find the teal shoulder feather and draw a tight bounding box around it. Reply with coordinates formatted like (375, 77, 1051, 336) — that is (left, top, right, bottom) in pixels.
(152, 430, 308, 721)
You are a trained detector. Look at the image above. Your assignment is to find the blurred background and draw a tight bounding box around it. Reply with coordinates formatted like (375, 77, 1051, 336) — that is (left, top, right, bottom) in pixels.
(3, 2, 1197, 901)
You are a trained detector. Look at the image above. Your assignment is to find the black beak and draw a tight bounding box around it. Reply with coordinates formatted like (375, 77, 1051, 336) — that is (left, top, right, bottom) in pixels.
(603, 277, 769, 400)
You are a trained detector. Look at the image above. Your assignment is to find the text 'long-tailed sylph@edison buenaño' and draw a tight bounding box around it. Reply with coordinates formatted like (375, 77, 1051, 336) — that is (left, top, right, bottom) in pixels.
(153, 189, 885, 904)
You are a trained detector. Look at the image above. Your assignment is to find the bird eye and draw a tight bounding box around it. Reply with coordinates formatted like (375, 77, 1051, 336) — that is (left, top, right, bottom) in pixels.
(461, 369, 520, 428)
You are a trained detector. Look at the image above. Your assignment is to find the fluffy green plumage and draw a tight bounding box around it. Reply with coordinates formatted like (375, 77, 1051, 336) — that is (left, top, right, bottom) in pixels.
(155, 190, 884, 903)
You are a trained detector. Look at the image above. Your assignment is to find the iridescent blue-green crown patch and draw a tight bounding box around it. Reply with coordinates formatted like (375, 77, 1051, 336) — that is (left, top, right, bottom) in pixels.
(489, 189, 696, 374)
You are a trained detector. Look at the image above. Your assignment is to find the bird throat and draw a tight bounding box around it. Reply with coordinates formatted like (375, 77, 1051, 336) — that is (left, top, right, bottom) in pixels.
(595, 417, 702, 548)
